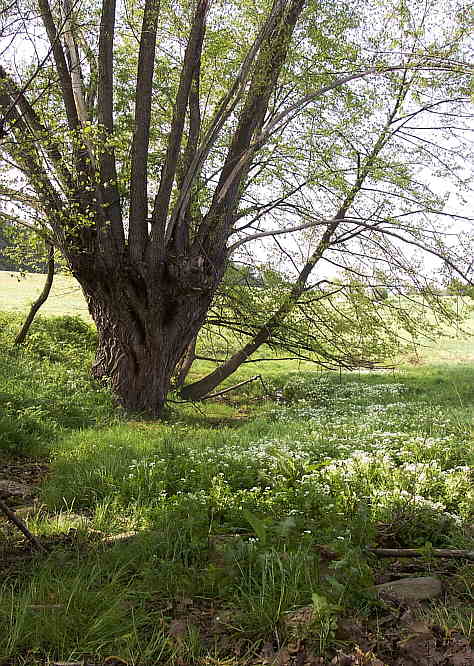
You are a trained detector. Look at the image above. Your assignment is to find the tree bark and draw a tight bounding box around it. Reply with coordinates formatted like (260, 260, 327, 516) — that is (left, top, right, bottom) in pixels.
(78, 257, 217, 415)
(175, 336, 197, 388)
(14, 244, 55, 345)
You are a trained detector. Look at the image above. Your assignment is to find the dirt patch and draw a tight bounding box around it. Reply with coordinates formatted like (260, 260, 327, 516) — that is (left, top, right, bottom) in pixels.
(0, 456, 49, 507)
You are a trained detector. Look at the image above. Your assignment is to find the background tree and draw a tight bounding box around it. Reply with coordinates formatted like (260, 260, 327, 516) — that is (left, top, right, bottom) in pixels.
(0, 0, 472, 413)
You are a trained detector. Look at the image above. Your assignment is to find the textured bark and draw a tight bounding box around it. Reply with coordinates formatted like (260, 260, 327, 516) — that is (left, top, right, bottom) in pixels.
(128, 0, 160, 262)
(175, 336, 197, 388)
(78, 257, 217, 415)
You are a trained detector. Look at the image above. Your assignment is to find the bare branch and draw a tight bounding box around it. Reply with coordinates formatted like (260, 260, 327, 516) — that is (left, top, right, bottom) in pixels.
(36, 0, 79, 130)
(151, 0, 209, 252)
(0, 64, 74, 193)
(165, 0, 301, 244)
(0, 497, 47, 552)
(61, 0, 88, 124)
(15, 243, 55, 344)
(97, 0, 124, 248)
(128, 0, 160, 263)
(198, 0, 306, 250)
(228, 217, 332, 253)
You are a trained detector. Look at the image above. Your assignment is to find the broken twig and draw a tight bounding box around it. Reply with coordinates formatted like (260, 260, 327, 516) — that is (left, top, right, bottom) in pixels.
(314, 545, 474, 562)
(369, 547, 474, 561)
(0, 497, 47, 552)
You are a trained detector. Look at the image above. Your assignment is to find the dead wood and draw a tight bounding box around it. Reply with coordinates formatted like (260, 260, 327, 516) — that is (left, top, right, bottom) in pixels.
(0, 497, 47, 552)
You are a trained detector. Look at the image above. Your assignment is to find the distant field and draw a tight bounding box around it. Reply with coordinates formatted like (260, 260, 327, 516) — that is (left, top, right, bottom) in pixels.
(1, 269, 473, 366)
(0, 270, 89, 318)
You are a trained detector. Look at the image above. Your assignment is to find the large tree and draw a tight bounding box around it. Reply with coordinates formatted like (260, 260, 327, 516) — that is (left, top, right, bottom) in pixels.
(0, 0, 472, 414)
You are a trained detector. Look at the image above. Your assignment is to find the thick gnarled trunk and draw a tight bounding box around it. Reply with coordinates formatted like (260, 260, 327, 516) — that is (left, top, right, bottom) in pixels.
(77, 261, 216, 416)
(91, 319, 178, 414)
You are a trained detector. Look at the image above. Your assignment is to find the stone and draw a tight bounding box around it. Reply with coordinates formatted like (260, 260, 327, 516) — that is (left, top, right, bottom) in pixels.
(375, 576, 442, 602)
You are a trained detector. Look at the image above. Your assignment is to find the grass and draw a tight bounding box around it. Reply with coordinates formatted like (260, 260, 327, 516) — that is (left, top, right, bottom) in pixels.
(0, 270, 89, 318)
(0, 292, 473, 663)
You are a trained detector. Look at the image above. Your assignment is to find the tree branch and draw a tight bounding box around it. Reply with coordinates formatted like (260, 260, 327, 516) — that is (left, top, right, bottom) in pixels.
(15, 243, 55, 344)
(0, 64, 74, 194)
(97, 0, 124, 249)
(181, 72, 413, 400)
(165, 0, 298, 245)
(36, 0, 80, 131)
(228, 217, 336, 253)
(61, 0, 89, 125)
(0, 86, 64, 225)
(198, 0, 306, 250)
(0, 211, 53, 242)
(0, 497, 47, 552)
(128, 0, 160, 263)
(151, 0, 209, 252)
(201, 375, 260, 400)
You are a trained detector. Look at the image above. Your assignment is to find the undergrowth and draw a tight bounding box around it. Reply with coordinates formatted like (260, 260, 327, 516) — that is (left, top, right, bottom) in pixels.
(0, 312, 117, 455)
(0, 311, 473, 665)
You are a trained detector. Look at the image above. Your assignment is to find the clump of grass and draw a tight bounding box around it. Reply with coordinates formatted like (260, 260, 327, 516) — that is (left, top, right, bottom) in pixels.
(0, 312, 117, 455)
(0, 549, 172, 664)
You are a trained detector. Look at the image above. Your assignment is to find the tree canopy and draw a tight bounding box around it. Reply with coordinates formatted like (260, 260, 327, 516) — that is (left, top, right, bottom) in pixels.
(0, 0, 472, 413)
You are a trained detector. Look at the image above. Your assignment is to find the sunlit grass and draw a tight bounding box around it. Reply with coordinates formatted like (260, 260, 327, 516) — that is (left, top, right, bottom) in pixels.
(0, 270, 89, 318)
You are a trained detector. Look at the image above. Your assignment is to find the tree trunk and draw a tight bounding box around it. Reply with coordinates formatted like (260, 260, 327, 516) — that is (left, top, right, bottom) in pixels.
(175, 336, 197, 388)
(180, 326, 271, 401)
(91, 319, 178, 415)
(77, 258, 217, 416)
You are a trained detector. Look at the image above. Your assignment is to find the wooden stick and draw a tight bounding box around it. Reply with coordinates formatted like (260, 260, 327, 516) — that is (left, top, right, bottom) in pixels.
(314, 545, 474, 561)
(202, 375, 260, 400)
(0, 497, 47, 552)
(369, 547, 474, 561)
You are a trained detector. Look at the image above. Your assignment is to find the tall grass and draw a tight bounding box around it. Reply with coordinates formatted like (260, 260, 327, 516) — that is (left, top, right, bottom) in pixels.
(0, 313, 117, 455)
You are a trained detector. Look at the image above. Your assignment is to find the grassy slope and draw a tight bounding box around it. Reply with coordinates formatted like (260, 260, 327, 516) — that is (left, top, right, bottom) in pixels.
(0, 270, 89, 318)
(0, 278, 473, 665)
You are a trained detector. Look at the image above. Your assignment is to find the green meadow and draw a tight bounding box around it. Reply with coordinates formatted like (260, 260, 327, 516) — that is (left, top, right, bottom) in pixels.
(0, 275, 473, 665)
(0, 270, 89, 318)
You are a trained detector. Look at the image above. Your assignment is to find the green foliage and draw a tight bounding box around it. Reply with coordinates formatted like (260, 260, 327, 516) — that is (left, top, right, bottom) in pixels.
(0, 312, 116, 454)
(43, 369, 473, 551)
(446, 278, 474, 298)
(0, 224, 47, 273)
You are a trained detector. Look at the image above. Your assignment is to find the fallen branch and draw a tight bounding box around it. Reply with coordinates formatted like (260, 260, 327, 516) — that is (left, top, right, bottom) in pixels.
(369, 547, 474, 561)
(314, 545, 474, 561)
(0, 497, 47, 552)
(201, 374, 260, 400)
